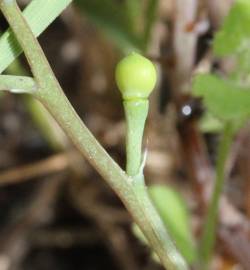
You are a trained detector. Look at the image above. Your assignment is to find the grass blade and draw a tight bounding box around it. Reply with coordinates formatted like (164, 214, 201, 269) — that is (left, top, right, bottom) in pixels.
(0, 0, 72, 73)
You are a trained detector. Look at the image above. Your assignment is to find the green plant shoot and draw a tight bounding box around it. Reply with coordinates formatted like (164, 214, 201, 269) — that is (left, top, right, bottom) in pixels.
(149, 185, 197, 264)
(192, 0, 250, 267)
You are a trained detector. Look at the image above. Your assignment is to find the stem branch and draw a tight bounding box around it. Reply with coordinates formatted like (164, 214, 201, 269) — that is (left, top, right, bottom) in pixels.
(124, 99, 148, 176)
(0, 74, 37, 93)
(199, 123, 234, 268)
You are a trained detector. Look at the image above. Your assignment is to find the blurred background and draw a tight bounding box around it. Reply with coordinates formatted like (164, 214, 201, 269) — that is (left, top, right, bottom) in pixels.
(0, 0, 250, 269)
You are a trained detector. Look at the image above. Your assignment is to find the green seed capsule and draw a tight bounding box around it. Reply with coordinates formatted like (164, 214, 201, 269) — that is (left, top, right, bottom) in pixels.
(115, 53, 157, 177)
(115, 52, 157, 100)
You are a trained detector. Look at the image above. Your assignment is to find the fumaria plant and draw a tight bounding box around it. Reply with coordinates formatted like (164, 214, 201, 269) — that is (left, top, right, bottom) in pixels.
(0, 0, 250, 270)
(0, 1, 187, 270)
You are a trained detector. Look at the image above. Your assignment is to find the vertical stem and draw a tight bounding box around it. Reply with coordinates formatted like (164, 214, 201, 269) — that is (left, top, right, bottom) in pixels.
(143, 0, 159, 47)
(125, 0, 143, 36)
(199, 123, 234, 268)
(124, 99, 148, 176)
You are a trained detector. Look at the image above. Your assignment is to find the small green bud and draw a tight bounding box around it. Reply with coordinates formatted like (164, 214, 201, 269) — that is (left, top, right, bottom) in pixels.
(115, 52, 157, 100)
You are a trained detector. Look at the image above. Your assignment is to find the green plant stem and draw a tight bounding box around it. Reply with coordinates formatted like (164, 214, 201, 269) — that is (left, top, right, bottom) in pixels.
(24, 97, 67, 151)
(124, 99, 148, 176)
(199, 123, 234, 268)
(143, 0, 159, 48)
(0, 1, 188, 269)
(5, 59, 67, 151)
(0, 74, 37, 93)
(125, 0, 141, 34)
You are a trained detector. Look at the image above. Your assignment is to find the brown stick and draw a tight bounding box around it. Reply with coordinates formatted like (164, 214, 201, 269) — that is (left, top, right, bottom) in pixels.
(0, 152, 75, 185)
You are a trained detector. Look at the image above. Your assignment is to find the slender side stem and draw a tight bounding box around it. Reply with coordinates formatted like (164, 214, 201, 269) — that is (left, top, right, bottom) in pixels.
(124, 99, 148, 176)
(5, 58, 67, 151)
(125, 0, 141, 32)
(0, 1, 188, 269)
(143, 0, 159, 47)
(199, 123, 234, 268)
(0, 74, 37, 93)
(23, 97, 67, 151)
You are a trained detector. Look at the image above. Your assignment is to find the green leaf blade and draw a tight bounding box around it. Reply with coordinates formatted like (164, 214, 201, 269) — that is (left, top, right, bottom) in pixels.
(149, 185, 197, 264)
(213, 0, 250, 56)
(0, 0, 72, 73)
(193, 74, 250, 121)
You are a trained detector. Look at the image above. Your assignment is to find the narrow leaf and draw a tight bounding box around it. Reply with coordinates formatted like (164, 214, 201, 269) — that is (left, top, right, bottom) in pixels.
(149, 185, 197, 263)
(213, 0, 250, 56)
(0, 0, 72, 73)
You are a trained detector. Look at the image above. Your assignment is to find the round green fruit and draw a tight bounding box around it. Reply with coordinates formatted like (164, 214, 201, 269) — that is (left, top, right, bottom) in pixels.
(115, 52, 157, 100)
